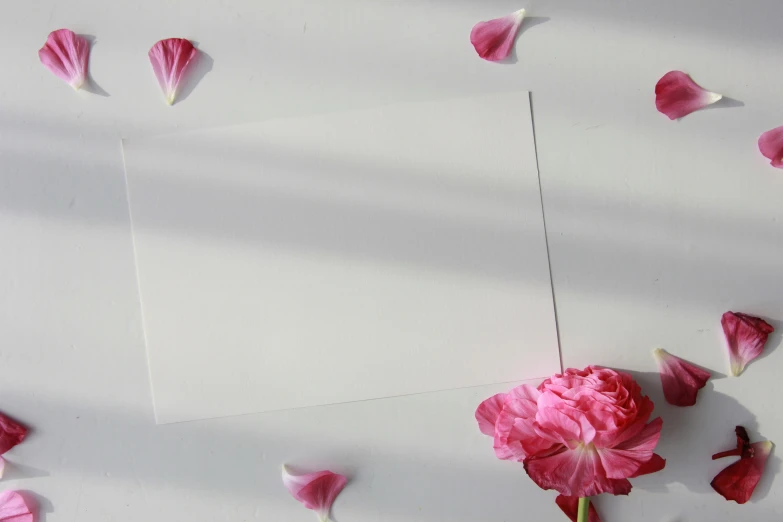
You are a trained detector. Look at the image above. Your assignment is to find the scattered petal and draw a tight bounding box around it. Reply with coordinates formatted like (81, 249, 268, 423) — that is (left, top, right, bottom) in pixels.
(470, 9, 526, 62)
(655, 71, 722, 120)
(0, 413, 26, 457)
(475, 393, 507, 436)
(0, 490, 34, 522)
(148, 38, 198, 105)
(38, 29, 90, 90)
(556, 495, 602, 522)
(721, 312, 774, 376)
(283, 465, 347, 522)
(711, 426, 774, 504)
(758, 126, 783, 168)
(653, 348, 710, 406)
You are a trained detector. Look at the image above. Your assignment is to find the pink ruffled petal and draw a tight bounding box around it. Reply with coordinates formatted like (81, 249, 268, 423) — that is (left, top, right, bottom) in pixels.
(597, 417, 663, 480)
(655, 71, 722, 120)
(282, 466, 347, 522)
(148, 38, 198, 106)
(524, 445, 632, 497)
(470, 9, 526, 62)
(556, 495, 603, 522)
(475, 393, 507, 436)
(38, 29, 90, 90)
(0, 413, 27, 457)
(758, 126, 783, 168)
(0, 490, 34, 522)
(721, 312, 774, 376)
(653, 348, 710, 406)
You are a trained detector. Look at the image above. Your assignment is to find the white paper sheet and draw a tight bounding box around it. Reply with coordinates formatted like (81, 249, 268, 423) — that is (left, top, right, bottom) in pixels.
(122, 92, 560, 424)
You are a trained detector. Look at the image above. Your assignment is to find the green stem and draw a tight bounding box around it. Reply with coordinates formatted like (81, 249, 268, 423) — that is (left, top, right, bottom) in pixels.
(577, 497, 590, 522)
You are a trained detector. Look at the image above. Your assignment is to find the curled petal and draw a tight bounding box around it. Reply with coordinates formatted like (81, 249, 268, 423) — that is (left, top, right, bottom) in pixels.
(0, 490, 34, 522)
(758, 126, 783, 168)
(721, 312, 774, 376)
(653, 348, 710, 406)
(475, 393, 506, 436)
(0, 413, 26, 456)
(470, 9, 525, 62)
(38, 29, 90, 90)
(148, 38, 198, 105)
(711, 440, 774, 504)
(655, 71, 722, 120)
(556, 495, 602, 522)
(282, 466, 347, 522)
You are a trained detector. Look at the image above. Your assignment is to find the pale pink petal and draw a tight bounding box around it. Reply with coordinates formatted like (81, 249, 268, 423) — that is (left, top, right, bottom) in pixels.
(653, 348, 710, 406)
(470, 9, 525, 62)
(0, 490, 34, 522)
(475, 393, 506, 436)
(597, 417, 663, 479)
(148, 38, 198, 105)
(721, 312, 774, 376)
(0, 413, 27, 456)
(524, 446, 632, 497)
(38, 29, 90, 90)
(282, 466, 347, 522)
(758, 126, 783, 168)
(655, 71, 722, 120)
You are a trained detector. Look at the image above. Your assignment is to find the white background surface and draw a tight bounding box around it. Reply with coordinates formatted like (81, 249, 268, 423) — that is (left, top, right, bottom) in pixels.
(1, 0, 782, 521)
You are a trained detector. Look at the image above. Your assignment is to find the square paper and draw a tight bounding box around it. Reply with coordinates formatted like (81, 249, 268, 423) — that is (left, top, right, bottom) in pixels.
(123, 92, 560, 423)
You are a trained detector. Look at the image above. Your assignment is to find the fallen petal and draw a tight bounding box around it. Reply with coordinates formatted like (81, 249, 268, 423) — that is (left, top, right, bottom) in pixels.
(555, 495, 602, 522)
(475, 393, 507, 436)
(0, 490, 34, 522)
(655, 71, 722, 120)
(148, 38, 198, 105)
(0, 413, 26, 456)
(758, 126, 783, 168)
(721, 312, 774, 376)
(653, 348, 710, 406)
(38, 29, 90, 90)
(282, 465, 347, 522)
(711, 429, 773, 504)
(470, 9, 526, 62)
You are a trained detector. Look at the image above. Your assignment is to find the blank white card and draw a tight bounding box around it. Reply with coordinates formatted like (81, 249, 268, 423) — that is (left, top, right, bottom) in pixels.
(123, 92, 561, 424)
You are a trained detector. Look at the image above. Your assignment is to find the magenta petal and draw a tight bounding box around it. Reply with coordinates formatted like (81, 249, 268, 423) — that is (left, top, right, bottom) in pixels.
(148, 38, 198, 105)
(0, 490, 34, 522)
(0, 413, 27, 457)
(282, 466, 347, 521)
(721, 312, 774, 376)
(38, 29, 90, 90)
(470, 9, 525, 62)
(475, 393, 507, 436)
(653, 348, 710, 406)
(758, 126, 783, 168)
(655, 71, 722, 120)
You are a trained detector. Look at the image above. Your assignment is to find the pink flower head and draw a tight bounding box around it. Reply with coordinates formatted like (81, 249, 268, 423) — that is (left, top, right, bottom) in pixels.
(38, 29, 90, 90)
(556, 495, 602, 522)
(655, 71, 722, 120)
(470, 9, 525, 62)
(758, 126, 783, 168)
(653, 348, 710, 407)
(0, 413, 27, 456)
(476, 366, 664, 497)
(711, 426, 774, 504)
(0, 490, 34, 522)
(721, 312, 774, 376)
(148, 38, 198, 105)
(282, 465, 347, 522)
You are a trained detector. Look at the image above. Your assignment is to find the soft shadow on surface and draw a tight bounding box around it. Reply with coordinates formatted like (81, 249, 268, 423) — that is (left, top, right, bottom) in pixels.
(17, 490, 52, 522)
(702, 96, 744, 112)
(498, 17, 550, 65)
(80, 35, 110, 97)
(175, 44, 214, 104)
(0, 459, 50, 480)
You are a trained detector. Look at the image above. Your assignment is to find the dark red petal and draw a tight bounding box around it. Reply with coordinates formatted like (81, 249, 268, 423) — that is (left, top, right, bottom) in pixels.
(711, 441, 773, 504)
(653, 348, 710, 406)
(0, 413, 27, 455)
(555, 495, 602, 522)
(630, 453, 666, 478)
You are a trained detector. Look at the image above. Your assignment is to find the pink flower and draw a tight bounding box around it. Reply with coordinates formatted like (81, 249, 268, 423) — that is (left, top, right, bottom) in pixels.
(476, 366, 664, 497)
(38, 29, 91, 90)
(148, 38, 198, 105)
(556, 495, 602, 522)
(470, 9, 526, 62)
(282, 465, 347, 522)
(758, 126, 783, 168)
(721, 312, 774, 376)
(653, 348, 710, 407)
(0, 490, 34, 522)
(655, 71, 722, 120)
(711, 426, 774, 504)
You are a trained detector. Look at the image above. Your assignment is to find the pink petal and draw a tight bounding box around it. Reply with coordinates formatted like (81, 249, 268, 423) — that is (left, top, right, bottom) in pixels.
(758, 126, 783, 168)
(653, 348, 711, 406)
(524, 445, 632, 497)
(470, 9, 525, 62)
(629, 453, 666, 478)
(597, 417, 663, 480)
(148, 38, 198, 105)
(555, 495, 603, 522)
(721, 312, 774, 376)
(475, 393, 507, 436)
(282, 466, 347, 522)
(0, 413, 27, 456)
(38, 29, 90, 90)
(655, 71, 722, 120)
(0, 491, 34, 522)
